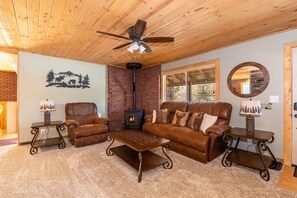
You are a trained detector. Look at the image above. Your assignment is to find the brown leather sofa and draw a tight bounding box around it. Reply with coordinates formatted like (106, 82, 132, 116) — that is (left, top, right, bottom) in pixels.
(65, 102, 109, 147)
(143, 102, 232, 163)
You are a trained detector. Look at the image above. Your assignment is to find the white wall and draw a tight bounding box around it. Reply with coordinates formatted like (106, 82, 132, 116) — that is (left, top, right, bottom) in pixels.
(163, 29, 297, 159)
(18, 52, 107, 143)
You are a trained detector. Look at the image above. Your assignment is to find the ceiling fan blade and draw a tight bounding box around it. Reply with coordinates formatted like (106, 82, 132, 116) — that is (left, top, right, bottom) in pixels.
(141, 42, 152, 53)
(135, 19, 147, 37)
(113, 42, 133, 50)
(142, 37, 174, 43)
(96, 31, 131, 40)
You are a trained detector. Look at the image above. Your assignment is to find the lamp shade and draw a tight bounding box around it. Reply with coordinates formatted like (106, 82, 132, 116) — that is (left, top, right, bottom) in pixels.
(40, 100, 55, 112)
(240, 100, 261, 116)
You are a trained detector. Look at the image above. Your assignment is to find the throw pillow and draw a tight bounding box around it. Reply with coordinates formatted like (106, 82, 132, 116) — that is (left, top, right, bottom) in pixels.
(172, 110, 190, 127)
(187, 112, 205, 130)
(152, 109, 169, 123)
(199, 113, 218, 133)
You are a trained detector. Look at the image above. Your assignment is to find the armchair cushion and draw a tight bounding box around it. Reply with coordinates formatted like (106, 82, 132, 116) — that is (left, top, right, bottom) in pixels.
(93, 117, 109, 125)
(65, 120, 80, 128)
(74, 124, 108, 138)
(66, 114, 97, 125)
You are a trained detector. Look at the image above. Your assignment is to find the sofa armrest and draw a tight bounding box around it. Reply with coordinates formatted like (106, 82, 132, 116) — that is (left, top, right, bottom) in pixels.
(93, 117, 109, 125)
(205, 125, 231, 136)
(65, 120, 80, 128)
(144, 115, 153, 123)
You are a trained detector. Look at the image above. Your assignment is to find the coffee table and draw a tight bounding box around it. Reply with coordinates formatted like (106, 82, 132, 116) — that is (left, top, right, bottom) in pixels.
(106, 130, 173, 183)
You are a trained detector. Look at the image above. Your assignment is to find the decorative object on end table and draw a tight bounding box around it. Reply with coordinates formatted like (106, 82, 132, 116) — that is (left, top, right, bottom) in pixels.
(40, 99, 55, 125)
(240, 100, 261, 133)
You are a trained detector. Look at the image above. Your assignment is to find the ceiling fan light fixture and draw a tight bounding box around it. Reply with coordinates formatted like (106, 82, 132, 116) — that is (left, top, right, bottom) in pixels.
(127, 44, 134, 53)
(139, 44, 146, 53)
(97, 19, 175, 54)
(132, 42, 139, 50)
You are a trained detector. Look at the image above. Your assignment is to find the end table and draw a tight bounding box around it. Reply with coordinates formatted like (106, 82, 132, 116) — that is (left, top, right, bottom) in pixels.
(30, 121, 66, 155)
(221, 127, 278, 181)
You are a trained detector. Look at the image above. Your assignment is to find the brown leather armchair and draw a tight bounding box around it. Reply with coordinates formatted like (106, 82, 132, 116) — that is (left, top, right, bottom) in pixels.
(65, 102, 109, 147)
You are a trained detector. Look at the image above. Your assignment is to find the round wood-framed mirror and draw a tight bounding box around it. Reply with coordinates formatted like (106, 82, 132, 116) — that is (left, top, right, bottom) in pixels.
(227, 62, 269, 98)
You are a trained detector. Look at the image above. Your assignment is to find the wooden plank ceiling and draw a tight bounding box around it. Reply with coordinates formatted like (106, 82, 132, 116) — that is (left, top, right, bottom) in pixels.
(0, 0, 297, 68)
(0, 52, 17, 72)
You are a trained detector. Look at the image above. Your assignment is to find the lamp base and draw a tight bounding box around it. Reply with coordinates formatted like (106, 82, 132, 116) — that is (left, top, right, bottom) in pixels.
(44, 111, 51, 125)
(246, 115, 255, 134)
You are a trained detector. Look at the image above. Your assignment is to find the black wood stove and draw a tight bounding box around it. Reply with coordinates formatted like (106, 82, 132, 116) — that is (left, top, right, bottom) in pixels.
(124, 62, 145, 130)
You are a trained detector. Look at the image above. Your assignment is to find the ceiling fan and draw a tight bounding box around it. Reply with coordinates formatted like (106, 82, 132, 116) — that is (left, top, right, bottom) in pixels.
(96, 19, 174, 53)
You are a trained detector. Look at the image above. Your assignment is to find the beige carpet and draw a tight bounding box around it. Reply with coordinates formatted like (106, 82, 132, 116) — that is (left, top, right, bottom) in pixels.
(0, 141, 297, 198)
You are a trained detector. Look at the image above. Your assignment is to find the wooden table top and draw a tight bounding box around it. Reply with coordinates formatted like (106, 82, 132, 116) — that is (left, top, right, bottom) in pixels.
(226, 127, 274, 141)
(31, 121, 64, 128)
(108, 129, 170, 152)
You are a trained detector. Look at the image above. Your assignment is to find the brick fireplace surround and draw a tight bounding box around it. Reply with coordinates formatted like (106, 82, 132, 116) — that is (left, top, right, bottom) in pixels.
(108, 65, 161, 130)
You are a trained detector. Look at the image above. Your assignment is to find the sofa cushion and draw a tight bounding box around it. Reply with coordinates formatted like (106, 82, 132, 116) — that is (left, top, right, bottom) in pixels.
(143, 123, 174, 139)
(166, 126, 209, 152)
(187, 112, 205, 129)
(74, 124, 108, 138)
(160, 102, 189, 123)
(143, 123, 209, 152)
(200, 113, 218, 133)
(172, 110, 190, 127)
(187, 102, 232, 125)
(152, 109, 169, 123)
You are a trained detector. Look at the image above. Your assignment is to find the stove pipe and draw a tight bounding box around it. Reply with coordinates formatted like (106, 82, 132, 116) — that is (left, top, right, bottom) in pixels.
(126, 62, 142, 109)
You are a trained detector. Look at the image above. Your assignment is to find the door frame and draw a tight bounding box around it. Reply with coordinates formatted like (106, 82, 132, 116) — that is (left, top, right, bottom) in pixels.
(284, 41, 297, 166)
(0, 49, 19, 143)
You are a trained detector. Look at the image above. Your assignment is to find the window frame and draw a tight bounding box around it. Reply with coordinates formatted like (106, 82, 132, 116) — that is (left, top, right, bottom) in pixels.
(161, 59, 220, 102)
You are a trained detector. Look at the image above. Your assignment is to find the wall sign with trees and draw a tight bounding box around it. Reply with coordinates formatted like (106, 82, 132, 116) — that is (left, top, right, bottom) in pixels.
(46, 70, 90, 89)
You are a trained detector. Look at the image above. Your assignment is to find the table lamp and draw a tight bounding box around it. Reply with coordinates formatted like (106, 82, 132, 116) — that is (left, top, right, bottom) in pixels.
(240, 100, 262, 133)
(40, 100, 55, 125)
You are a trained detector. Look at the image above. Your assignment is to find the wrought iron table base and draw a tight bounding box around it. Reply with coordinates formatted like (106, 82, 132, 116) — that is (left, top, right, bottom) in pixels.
(222, 135, 277, 181)
(30, 121, 66, 155)
(106, 135, 173, 183)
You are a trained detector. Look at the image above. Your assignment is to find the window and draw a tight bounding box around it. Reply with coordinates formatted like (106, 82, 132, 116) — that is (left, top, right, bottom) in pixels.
(162, 59, 220, 102)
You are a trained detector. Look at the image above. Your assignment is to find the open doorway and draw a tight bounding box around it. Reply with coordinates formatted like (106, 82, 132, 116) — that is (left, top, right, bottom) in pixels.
(0, 51, 18, 146)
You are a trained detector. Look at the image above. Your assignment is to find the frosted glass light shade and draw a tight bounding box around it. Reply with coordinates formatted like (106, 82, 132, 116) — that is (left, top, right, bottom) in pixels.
(127, 44, 134, 53)
(132, 42, 139, 50)
(139, 44, 146, 53)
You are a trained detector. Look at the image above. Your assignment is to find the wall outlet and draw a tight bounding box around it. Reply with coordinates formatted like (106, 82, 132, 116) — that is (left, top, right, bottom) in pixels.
(40, 129, 45, 135)
(247, 139, 253, 144)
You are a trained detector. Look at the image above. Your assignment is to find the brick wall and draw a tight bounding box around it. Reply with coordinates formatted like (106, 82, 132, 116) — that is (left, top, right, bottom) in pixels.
(108, 67, 133, 130)
(108, 65, 161, 130)
(136, 65, 161, 114)
(0, 71, 17, 101)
